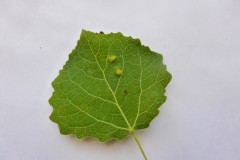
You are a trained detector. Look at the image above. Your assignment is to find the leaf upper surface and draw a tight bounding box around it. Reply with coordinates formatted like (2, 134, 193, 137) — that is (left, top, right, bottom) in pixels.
(49, 30, 172, 142)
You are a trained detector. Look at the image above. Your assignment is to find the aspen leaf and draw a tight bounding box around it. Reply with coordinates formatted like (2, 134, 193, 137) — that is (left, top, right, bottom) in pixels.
(49, 30, 172, 159)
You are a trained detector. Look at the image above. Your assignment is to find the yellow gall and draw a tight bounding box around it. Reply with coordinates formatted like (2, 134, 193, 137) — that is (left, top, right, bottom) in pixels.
(116, 69, 123, 76)
(107, 55, 116, 62)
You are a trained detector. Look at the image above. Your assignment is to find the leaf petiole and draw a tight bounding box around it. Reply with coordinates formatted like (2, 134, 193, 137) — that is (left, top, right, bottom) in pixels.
(132, 132, 148, 160)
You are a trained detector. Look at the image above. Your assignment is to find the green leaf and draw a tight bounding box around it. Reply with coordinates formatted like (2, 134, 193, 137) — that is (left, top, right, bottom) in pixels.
(49, 30, 171, 159)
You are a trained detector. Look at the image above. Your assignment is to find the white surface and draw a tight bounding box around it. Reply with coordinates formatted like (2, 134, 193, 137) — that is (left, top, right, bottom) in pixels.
(0, 0, 240, 160)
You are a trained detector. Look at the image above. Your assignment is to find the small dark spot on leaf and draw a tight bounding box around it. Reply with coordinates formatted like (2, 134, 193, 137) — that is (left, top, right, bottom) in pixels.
(124, 90, 128, 95)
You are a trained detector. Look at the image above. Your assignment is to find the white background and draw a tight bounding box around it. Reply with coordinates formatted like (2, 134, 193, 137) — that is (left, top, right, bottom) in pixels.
(0, 0, 240, 160)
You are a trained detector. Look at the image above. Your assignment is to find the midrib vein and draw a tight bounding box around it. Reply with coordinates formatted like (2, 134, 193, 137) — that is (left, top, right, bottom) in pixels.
(133, 50, 143, 128)
(83, 33, 132, 131)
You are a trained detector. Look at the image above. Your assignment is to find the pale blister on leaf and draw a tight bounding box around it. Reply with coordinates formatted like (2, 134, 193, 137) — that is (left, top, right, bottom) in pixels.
(49, 30, 172, 142)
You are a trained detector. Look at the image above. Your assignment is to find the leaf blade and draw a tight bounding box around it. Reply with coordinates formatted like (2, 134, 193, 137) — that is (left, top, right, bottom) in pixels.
(49, 29, 172, 142)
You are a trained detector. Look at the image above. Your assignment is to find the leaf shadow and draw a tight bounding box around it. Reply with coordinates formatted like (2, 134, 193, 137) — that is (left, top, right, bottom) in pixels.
(65, 134, 133, 147)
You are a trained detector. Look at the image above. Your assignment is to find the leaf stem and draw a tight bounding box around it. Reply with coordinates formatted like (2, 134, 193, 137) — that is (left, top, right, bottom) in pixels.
(132, 132, 148, 160)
